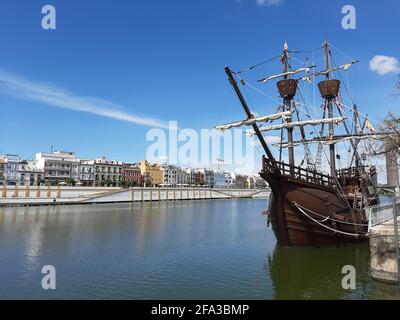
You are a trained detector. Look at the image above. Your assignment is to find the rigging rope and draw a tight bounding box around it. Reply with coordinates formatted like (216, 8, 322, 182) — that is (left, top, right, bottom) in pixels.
(235, 54, 281, 74)
(292, 202, 366, 237)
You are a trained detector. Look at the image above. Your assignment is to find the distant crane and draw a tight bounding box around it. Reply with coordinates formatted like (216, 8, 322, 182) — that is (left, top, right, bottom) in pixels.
(216, 158, 224, 171)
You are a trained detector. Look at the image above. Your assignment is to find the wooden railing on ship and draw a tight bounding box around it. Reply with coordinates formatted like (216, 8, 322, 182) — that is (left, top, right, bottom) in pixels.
(261, 156, 336, 188)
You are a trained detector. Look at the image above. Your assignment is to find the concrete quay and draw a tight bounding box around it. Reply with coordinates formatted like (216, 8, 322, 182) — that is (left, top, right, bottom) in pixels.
(0, 185, 270, 207)
(369, 216, 400, 283)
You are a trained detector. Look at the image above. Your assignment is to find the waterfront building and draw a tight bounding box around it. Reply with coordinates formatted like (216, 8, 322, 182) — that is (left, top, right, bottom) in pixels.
(255, 175, 268, 189)
(94, 157, 123, 187)
(160, 164, 190, 186)
(176, 167, 190, 186)
(235, 174, 247, 189)
(139, 160, 163, 186)
(122, 163, 142, 186)
(36, 151, 79, 184)
(3, 154, 21, 185)
(185, 168, 196, 186)
(224, 172, 236, 189)
(193, 168, 213, 187)
(212, 171, 228, 188)
(193, 169, 205, 185)
(0, 158, 6, 186)
(78, 160, 95, 186)
(247, 176, 256, 189)
(161, 164, 178, 186)
(18, 160, 44, 186)
(0, 158, 5, 185)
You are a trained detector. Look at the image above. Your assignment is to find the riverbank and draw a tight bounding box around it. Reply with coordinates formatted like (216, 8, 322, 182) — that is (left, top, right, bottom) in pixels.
(0, 186, 270, 207)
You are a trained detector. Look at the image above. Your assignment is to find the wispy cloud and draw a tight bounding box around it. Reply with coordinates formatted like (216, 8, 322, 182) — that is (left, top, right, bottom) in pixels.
(0, 69, 169, 129)
(369, 55, 400, 76)
(256, 0, 283, 6)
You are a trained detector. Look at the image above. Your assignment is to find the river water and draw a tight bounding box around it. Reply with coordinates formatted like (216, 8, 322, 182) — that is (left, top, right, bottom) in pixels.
(0, 199, 399, 300)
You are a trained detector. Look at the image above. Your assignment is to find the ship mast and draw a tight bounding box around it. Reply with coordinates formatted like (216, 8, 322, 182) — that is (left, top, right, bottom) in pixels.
(322, 41, 336, 177)
(278, 42, 296, 168)
(353, 104, 360, 167)
(224, 66, 276, 163)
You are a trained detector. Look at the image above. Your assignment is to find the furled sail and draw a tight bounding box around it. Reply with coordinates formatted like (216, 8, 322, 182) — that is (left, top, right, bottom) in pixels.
(215, 111, 291, 132)
(277, 133, 388, 148)
(258, 67, 314, 83)
(246, 117, 346, 135)
(300, 61, 358, 83)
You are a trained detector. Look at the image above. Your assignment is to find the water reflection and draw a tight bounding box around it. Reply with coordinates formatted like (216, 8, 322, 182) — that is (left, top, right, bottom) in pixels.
(0, 200, 400, 299)
(267, 243, 371, 299)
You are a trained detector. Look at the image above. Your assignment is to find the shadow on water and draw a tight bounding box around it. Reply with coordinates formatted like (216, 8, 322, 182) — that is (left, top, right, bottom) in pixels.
(267, 242, 400, 300)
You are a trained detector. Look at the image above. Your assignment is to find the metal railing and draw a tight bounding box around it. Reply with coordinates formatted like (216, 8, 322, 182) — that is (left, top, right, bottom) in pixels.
(367, 200, 400, 231)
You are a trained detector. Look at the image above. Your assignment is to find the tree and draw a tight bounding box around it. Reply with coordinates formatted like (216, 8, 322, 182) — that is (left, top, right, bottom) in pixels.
(65, 178, 76, 186)
(368, 113, 400, 157)
(104, 179, 113, 187)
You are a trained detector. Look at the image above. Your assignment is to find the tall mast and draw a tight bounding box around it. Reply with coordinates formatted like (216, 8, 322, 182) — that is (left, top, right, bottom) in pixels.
(353, 104, 360, 167)
(323, 41, 336, 177)
(280, 42, 295, 168)
(224, 67, 276, 163)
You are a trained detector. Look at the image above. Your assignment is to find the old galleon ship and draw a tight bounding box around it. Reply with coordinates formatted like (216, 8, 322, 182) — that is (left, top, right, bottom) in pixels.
(217, 41, 387, 247)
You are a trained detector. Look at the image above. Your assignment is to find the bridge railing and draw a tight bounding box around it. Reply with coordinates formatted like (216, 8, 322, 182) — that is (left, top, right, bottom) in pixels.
(367, 200, 400, 231)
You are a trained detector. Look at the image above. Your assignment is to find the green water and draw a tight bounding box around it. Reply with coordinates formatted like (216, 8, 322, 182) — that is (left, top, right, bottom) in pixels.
(0, 199, 399, 299)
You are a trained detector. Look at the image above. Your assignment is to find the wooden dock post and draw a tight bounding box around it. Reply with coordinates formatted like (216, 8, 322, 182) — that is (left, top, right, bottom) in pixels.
(158, 186, 161, 201)
(25, 185, 30, 198)
(56, 185, 61, 198)
(13, 185, 18, 198)
(131, 188, 134, 203)
(141, 187, 144, 202)
(180, 188, 183, 200)
(1, 185, 6, 198)
(47, 185, 51, 198)
(166, 186, 168, 201)
(36, 186, 40, 198)
(173, 188, 176, 201)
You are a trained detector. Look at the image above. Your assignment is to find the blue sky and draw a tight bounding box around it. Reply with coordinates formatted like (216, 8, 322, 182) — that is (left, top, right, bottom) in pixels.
(0, 0, 399, 164)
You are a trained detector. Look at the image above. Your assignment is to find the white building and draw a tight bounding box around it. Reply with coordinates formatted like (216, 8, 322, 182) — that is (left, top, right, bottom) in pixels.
(224, 172, 236, 189)
(212, 171, 228, 189)
(176, 167, 190, 186)
(3, 154, 21, 185)
(78, 159, 95, 186)
(35, 151, 79, 184)
(161, 165, 178, 186)
(18, 160, 44, 186)
(94, 157, 123, 186)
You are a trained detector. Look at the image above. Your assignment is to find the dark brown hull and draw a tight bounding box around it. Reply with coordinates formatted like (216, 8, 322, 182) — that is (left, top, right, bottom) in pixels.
(261, 170, 369, 247)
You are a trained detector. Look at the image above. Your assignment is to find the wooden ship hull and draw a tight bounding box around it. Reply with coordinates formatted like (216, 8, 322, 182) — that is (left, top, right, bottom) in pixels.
(261, 157, 370, 247)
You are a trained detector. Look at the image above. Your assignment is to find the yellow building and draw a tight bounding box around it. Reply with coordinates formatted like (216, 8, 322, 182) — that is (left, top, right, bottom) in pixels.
(139, 161, 163, 186)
